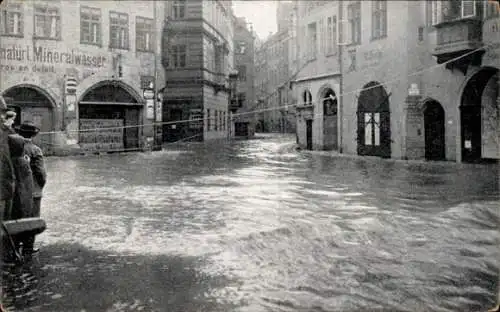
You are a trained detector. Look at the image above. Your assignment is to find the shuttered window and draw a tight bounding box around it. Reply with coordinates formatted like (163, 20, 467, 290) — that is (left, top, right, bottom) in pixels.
(461, 0, 476, 18)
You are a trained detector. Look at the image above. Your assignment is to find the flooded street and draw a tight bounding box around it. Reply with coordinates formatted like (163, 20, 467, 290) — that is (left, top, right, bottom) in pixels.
(2, 134, 499, 312)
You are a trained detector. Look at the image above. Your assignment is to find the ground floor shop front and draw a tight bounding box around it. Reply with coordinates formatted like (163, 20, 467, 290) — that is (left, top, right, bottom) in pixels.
(295, 65, 499, 163)
(2, 80, 146, 155)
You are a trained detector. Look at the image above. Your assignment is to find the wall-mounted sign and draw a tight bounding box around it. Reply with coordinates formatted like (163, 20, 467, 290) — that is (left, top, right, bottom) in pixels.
(0, 45, 107, 67)
(146, 99, 155, 119)
(156, 100, 162, 122)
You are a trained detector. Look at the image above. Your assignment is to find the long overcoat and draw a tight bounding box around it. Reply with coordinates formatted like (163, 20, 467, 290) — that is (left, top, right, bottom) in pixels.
(8, 134, 34, 219)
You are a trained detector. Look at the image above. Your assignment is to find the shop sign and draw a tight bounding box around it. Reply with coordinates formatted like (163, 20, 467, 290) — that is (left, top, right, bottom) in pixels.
(146, 99, 155, 119)
(0, 44, 107, 73)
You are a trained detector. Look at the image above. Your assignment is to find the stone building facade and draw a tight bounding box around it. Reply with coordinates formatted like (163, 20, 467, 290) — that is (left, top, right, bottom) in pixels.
(0, 0, 165, 155)
(161, 0, 234, 143)
(294, 0, 499, 163)
(293, 1, 342, 151)
(231, 16, 256, 138)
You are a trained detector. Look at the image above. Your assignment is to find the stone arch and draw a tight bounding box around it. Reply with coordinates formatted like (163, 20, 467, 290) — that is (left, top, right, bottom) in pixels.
(422, 98, 446, 161)
(3, 83, 57, 108)
(2, 84, 58, 154)
(459, 66, 499, 162)
(356, 81, 391, 158)
(78, 79, 144, 104)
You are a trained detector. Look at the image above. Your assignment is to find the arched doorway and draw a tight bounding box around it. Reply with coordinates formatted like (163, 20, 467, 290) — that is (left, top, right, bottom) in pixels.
(79, 81, 143, 152)
(303, 90, 313, 150)
(423, 100, 445, 161)
(357, 82, 391, 158)
(322, 88, 338, 150)
(3, 85, 56, 154)
(460, 67, 498, 163)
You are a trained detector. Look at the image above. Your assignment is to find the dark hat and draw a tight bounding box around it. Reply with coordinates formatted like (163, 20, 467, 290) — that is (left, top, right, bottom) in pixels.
(15, 121, 40, 137)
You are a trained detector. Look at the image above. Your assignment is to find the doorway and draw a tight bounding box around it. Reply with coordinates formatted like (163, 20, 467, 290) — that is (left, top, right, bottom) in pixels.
(306, 119, 313, 150)
(424, 101, 445, 161)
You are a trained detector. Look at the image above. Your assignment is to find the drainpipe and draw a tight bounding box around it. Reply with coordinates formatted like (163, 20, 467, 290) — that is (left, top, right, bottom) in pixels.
(338, 0, 344, 154)
(153, 1, 159, 151)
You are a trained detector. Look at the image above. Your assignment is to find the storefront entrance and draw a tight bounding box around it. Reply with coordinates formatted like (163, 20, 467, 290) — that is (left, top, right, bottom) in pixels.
(357, 82, 391, 158)
(322, 87, 338, 150)
(3, 86, 55, 155)
(424, 101, 446, 161)
(78, 82, 143, 152)
(460, 67, 498, 163)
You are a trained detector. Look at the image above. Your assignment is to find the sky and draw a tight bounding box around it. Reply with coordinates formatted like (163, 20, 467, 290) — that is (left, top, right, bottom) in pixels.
(232, 1, 278, 40)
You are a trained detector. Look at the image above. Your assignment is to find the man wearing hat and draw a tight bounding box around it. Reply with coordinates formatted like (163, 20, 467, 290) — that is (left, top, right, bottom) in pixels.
(3, 109, 17, 135)
(16, 121, 46, 257)
(0, 96, 15, 219)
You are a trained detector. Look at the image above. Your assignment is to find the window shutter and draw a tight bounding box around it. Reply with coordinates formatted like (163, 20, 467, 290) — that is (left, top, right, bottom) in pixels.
(319, 19, 325, 55)
(432, 1, 443, 25)
(461, 0, 476, 18)
(338, 19, 351, 45)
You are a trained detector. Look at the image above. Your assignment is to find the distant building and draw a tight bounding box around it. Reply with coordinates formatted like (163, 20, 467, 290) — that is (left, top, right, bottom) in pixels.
(293, 0, 499, 163)
(0, 0, 165, 155)
(231, 16, 256, 138)
(161, 0, 234, 143)
(253, 2, 296, 134)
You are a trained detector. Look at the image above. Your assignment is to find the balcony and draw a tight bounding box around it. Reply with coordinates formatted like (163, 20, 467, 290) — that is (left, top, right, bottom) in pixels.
(432, 17, 485, 75)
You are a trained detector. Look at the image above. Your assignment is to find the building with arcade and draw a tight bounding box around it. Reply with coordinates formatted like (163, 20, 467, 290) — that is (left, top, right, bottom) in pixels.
(0, 0, 165, 155)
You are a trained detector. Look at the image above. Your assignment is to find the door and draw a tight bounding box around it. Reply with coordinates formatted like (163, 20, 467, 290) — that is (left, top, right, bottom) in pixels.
(461, 105, 482, 162)
(164, 109, 183, 142)
(124, 107, 140, 149)
(424, 102, 445, 161)
(306, 120, 313, 150)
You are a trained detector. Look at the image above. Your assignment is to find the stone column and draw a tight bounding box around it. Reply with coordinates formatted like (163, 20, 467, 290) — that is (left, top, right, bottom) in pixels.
(403, 95, 424, 160)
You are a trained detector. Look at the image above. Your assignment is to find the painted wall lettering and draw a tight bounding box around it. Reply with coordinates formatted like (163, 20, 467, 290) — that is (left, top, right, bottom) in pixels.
(0, 45, 106, 68)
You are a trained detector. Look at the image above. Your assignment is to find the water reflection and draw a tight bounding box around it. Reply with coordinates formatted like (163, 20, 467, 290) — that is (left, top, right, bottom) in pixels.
(2, 134, 499, 312)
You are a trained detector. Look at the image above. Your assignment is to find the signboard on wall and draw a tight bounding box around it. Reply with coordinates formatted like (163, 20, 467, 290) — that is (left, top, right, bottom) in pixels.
(79, 119, 124, 152)
(146, 99, 155, 119)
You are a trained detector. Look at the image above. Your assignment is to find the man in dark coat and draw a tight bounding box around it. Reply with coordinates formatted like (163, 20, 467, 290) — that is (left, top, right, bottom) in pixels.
(0, 96, 15, 221)
(8, 132, 35, 258)
(17, 121, 46, 256)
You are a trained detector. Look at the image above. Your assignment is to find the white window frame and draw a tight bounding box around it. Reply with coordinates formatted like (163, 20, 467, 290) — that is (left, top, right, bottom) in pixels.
(173, 0, 186, 19)
(1, 3, 23, 37)
(34, 5, 61, 40)
(189, 109, 203, 130)
(80, 6, 101, 46)
(109, 11, 129, 49)
(307, 22, 317, 60)
(326, 16, 337, 55)
(461, 0, 476, 18)
(136, 16, 154, 52)
(431, 1, 443, 25)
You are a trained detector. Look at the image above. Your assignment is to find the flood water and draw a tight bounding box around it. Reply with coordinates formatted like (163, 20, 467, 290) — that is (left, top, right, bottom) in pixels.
(2, 134, 499, 312)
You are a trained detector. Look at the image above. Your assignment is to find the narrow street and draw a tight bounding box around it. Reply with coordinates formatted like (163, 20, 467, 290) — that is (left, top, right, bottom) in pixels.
(2, 134, 499, 312)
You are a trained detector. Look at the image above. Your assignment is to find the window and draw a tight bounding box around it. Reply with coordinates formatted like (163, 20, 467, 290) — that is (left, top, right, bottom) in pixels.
(372, 0, 387, 39)
(364, 113, 380, 146)
(307, 22, 317, 59)
(207, 109, 211, 130)
(136, 17, 154, 52)
(34, 5, 61, 39)
(418, 26, 424, 42)
(486, 0, 500, 18)
(347, 1, 361, 45)
(173, 0, 186, 19)
(326, 16, 337, 55)
(80, 7, 101, 45)
(189, 109, 203, 129)
(432, 0, 479, 25)
(1, 3, 23, 36)
(237, 93, 246, 107)
(237, 65, 247, 81)
(110, 12, 128, 49)
(167, 44, 187, 68)
(214, 110, 218, 131)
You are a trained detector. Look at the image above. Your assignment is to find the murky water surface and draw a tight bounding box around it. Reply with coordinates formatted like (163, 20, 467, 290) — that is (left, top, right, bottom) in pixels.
(2, 134, 499, 312)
